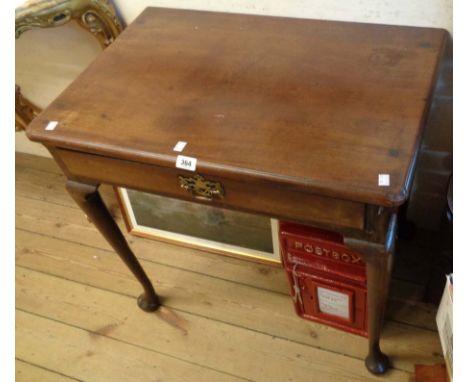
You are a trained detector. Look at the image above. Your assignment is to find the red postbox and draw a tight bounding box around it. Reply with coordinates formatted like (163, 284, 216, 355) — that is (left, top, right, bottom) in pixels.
(279, 221, 367, 336)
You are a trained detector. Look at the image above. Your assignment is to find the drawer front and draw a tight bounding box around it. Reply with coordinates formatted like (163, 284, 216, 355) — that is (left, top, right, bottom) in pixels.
(53, 148, 365, 231)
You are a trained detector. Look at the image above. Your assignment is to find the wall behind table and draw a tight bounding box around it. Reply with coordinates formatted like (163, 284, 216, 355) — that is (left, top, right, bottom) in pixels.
(15, 0, 453, 230)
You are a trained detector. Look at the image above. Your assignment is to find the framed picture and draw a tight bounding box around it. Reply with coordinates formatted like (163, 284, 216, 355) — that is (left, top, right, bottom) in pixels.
(115, 187, 281, 265)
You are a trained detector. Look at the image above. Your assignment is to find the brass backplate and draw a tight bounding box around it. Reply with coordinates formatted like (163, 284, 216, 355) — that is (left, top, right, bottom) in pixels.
(178, 174, 225, 201)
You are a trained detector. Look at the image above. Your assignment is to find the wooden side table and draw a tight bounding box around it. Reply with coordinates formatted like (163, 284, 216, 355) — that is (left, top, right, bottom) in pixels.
(25, 7, 448, 374)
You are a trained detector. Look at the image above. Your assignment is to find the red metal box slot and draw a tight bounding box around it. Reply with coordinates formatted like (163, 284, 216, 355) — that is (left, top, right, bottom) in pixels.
(279, 221, 367, 336)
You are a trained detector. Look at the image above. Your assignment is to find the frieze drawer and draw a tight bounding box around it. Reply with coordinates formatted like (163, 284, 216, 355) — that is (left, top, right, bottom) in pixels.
(52, 147, 365, 231)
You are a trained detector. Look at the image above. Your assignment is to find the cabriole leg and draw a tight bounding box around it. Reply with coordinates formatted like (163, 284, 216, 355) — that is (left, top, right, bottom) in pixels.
(66, 180, 161, 312)
(365, 251, 393, 374)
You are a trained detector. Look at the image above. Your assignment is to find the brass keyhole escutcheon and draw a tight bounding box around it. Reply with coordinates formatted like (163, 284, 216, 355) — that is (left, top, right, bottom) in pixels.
(178, 174, 225, 201)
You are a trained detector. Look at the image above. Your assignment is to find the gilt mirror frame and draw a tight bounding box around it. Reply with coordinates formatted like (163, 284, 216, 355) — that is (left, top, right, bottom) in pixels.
(15, 0, 123, 131)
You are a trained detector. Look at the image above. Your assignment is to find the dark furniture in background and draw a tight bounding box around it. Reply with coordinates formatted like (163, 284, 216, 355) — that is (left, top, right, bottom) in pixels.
(424, 175, 453, 304)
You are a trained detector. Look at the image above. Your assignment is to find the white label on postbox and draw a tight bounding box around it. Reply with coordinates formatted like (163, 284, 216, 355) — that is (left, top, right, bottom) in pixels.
(176, 155, 197, 171)
(317, 287, 350, 320)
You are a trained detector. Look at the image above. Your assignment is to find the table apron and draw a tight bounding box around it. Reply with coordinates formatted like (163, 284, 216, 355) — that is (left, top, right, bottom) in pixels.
(51, 147, 369, 234)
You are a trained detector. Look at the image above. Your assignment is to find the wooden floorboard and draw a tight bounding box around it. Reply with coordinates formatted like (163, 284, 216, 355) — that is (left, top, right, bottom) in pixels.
(16, 152, 61, 174)
(16, 267, 410, 382)
(15, 228, 442, 372)
(15, 153, 444, 381)
(16, 359, 82, 382)
(16, 310, 246, 382)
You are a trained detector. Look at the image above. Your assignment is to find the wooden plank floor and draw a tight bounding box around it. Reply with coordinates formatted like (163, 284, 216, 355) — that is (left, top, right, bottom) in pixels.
(15, 153, 443, 382)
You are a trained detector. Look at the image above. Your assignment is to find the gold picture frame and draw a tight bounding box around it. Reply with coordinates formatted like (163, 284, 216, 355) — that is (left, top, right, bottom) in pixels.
(115, 187, 282, 266)
(15, 0, 123, 131)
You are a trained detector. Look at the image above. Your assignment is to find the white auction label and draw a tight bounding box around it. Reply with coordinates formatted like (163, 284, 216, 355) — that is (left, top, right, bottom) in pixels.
(317, 286, 350, 320)
(176, 155, 197, 171)
(378, 174, 390, 187)
(45, 121, 58, 131)
(173, 141, 187, 152)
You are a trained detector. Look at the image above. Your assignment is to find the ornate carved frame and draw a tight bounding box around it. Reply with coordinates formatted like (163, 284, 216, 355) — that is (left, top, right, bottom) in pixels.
(15, 0, 123, 131)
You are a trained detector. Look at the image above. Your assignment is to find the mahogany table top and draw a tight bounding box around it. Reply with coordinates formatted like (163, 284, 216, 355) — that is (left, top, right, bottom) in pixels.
(28, 7, 447, 206)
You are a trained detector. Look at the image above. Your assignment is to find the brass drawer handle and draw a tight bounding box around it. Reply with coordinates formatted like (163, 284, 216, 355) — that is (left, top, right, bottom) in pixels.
(178, 174, 225, 201)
